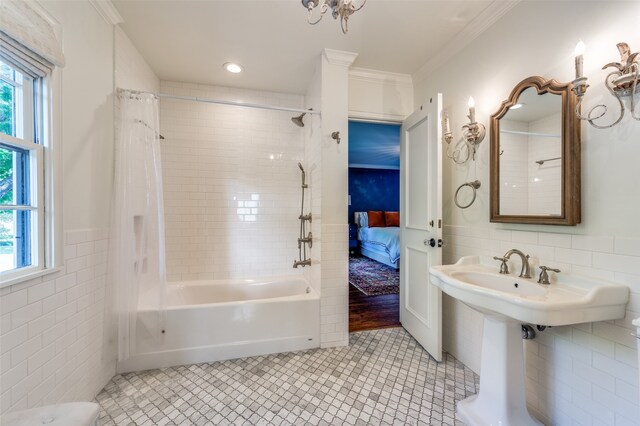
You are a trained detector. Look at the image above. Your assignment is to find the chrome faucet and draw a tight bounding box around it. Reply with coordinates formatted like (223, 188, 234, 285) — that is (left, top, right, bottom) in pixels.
(293, 259, 311, 268)
(496, 249, 532, 279)
(537, 265, 561, 285)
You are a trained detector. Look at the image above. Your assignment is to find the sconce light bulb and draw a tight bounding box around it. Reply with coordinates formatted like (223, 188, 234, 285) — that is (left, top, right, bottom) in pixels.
(468, 97, 475, 108)
(574, 40, 585, 56)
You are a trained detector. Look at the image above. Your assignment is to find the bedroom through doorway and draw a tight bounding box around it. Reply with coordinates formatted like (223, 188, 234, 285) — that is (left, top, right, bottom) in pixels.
(348, 120, 401, 332)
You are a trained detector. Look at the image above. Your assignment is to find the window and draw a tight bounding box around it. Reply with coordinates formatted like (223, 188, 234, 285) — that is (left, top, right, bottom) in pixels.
(0, 59, 46, 280)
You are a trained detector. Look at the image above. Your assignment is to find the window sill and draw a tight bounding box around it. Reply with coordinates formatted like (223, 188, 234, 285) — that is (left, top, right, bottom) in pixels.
(0, 266, 64, 289)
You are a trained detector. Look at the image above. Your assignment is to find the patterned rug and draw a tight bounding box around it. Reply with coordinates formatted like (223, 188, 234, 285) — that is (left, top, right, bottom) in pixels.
(349, 255, 399, 296)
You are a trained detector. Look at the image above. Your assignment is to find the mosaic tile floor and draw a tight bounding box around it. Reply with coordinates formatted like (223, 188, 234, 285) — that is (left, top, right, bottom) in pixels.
(95, 328, 479, 426)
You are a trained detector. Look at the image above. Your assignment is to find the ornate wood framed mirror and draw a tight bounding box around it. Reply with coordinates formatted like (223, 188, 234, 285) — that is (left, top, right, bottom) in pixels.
(490, 76, 581, 225)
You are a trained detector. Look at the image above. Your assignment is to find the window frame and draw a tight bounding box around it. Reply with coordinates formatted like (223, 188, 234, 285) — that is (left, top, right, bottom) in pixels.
(0, 59, 63, 287)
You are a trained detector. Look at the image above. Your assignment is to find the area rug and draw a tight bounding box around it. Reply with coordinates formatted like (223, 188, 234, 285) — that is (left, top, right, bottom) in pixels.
(349, 255, 399, 296)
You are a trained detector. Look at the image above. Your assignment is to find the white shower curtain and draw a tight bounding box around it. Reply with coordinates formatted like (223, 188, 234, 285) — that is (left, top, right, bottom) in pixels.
(107, 89, 167, 362)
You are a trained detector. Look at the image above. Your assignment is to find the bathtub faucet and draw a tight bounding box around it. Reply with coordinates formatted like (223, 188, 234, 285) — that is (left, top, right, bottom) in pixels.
(293, 259, 311, 268)
(298, 232, 313, 248)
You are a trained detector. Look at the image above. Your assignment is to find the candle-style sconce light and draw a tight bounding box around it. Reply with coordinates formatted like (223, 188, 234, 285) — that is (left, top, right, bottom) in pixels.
(572, 40, 640, 129)
(442, 97, 486, 164)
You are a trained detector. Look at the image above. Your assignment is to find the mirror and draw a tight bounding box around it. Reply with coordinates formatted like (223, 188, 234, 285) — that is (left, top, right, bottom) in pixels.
(490, 76, 581, 225)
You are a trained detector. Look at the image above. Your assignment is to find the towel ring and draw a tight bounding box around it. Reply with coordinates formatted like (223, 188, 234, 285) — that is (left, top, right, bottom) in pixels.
(454, 180, 481, 209)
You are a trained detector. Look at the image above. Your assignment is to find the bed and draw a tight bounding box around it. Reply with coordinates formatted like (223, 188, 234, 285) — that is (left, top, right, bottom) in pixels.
(353, 212, 400, 269)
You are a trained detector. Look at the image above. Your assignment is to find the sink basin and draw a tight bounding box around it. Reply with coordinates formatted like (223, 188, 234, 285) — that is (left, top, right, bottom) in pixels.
(449, 271, 546, 297)
(429, 255, 629, 426)
(430, 255, 629, 326)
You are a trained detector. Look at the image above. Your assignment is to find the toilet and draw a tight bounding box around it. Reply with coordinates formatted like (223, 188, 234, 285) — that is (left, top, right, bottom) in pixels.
(3, 402, 99, 426)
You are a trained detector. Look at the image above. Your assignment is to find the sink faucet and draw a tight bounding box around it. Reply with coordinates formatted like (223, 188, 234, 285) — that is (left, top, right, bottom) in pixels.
(498, 249, 532, 279)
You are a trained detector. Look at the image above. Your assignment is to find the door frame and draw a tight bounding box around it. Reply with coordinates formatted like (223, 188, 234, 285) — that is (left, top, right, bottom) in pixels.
(346, 116, 404, 332)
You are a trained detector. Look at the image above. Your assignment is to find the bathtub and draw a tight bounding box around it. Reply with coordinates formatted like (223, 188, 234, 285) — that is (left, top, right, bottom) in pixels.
(117, 275, 320, 373)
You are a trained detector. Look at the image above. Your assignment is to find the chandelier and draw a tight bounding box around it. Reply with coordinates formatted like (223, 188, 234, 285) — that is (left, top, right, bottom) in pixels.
(302, 0, 366, 34)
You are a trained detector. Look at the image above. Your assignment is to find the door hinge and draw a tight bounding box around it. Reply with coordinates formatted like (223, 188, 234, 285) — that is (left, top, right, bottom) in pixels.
(438, 219, 442, 229)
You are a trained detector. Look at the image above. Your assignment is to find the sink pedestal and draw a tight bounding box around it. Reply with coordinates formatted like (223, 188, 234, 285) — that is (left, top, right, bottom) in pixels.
(458, 315, 543, 426)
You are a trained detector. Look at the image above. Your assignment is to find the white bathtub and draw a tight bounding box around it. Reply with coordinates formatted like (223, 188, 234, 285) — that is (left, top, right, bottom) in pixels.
(117, 275, 320, 373)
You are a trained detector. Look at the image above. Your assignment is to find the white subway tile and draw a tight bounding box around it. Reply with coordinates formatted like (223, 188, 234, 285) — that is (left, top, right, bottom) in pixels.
(554, 248, 592, 267)
(512, 231, 538, 245)
(1, 290, 28, 315)
(593, 352, 639, 386)
(27, 281, 55, 304)
(11, 302, 42, 329)
(593, 253, 640, 276)
(0, 325, 28, 354)
(572, 235, 614, 253)
(538, 232, 572, 248)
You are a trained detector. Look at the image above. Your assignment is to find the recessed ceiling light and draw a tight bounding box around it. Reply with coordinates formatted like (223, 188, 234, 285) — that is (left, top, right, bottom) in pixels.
(509, 103, 524, 110)
(223, 62, 243, 74)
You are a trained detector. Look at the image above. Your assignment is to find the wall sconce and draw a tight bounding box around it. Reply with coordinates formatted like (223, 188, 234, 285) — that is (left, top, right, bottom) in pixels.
(572, 41, 640, 129)
(442, 97, 486, 164)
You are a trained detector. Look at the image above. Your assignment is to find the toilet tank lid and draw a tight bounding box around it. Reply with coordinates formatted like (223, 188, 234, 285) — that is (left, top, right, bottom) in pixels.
(633, 317, 640, 327)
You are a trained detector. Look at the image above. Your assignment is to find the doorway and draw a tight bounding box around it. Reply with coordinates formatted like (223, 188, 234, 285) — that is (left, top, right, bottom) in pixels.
(347, 120, 401, 332)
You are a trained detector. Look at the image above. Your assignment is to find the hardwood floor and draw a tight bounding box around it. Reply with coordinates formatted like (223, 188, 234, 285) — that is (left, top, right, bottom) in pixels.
(349, 283, 400, 332)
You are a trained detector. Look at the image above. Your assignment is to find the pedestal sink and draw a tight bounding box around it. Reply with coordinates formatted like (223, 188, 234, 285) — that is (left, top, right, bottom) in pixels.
(429, 255, 629, 426)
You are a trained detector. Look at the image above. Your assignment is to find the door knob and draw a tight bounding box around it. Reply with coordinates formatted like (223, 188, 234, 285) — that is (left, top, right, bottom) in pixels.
(424, 238, 443, 248)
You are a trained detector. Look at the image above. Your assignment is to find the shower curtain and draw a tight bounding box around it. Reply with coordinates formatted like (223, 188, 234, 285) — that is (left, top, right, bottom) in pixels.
(106, 89, 167, 362)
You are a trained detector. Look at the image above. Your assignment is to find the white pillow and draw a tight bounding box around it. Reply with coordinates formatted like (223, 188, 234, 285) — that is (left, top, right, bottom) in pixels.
(354, 212, 368, 228)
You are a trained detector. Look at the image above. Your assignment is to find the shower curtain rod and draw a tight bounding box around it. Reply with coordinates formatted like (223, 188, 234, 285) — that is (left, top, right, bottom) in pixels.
(118, 88, 320, 115)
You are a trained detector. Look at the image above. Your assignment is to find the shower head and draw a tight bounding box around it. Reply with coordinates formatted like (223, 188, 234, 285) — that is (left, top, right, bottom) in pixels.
(291, 113, 306, 127)
(298, 162, 307, 188)
(291, 108, 313, 128)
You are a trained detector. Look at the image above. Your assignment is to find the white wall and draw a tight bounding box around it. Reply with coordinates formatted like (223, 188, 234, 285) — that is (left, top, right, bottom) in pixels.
(349, 67, 413, 122)
(1, 0, 114, 416)
(115, 27, 159, 94)
(159, 81, 305, 281)
(303, 50, 356, 348)
(1, 1, 161, 417)
(54, 2, 114, 231)
(415, 2, 640, 425)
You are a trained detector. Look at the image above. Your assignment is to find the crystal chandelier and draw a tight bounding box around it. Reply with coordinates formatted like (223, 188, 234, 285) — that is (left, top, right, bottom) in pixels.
(302, 0, 366, 34)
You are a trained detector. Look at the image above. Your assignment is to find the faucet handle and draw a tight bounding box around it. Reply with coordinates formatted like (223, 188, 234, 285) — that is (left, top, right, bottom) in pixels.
(493, 256, 509, 274)
(538, 265, 561, 285)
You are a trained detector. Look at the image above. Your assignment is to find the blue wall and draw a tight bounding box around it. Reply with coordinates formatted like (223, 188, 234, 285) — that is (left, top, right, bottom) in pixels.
(348, 168, 400, 223)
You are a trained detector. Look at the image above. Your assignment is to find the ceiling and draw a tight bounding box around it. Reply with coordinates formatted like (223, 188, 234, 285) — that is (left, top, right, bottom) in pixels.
(113, 0, 497, 94)
(348, 121, 400, 169)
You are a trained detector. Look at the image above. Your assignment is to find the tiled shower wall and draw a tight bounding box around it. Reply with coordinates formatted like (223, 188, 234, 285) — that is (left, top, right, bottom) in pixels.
(442, 225, 640, 425)
(499, 115, 561, 216)
(0, 229, 113, 416)
(159, 82, 305, 281)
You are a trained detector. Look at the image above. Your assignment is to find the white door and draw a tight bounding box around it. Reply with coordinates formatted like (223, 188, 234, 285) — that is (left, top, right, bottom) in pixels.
(400, 95, 443, 362)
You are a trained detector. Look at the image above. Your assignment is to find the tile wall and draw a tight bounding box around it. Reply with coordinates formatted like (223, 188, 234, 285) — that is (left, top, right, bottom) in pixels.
(443, 224, 640, 425)
(320, 224, 349, 347)
(0, 229, 114, 416)
(159, 81, 306, 281)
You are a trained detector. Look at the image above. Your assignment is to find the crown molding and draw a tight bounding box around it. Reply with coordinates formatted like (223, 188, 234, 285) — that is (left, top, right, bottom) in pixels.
(349, 67, 413, 87)
(89, 0, 124, 25)
(412, 0, 521, 84)
(323, 48, 358, 67)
